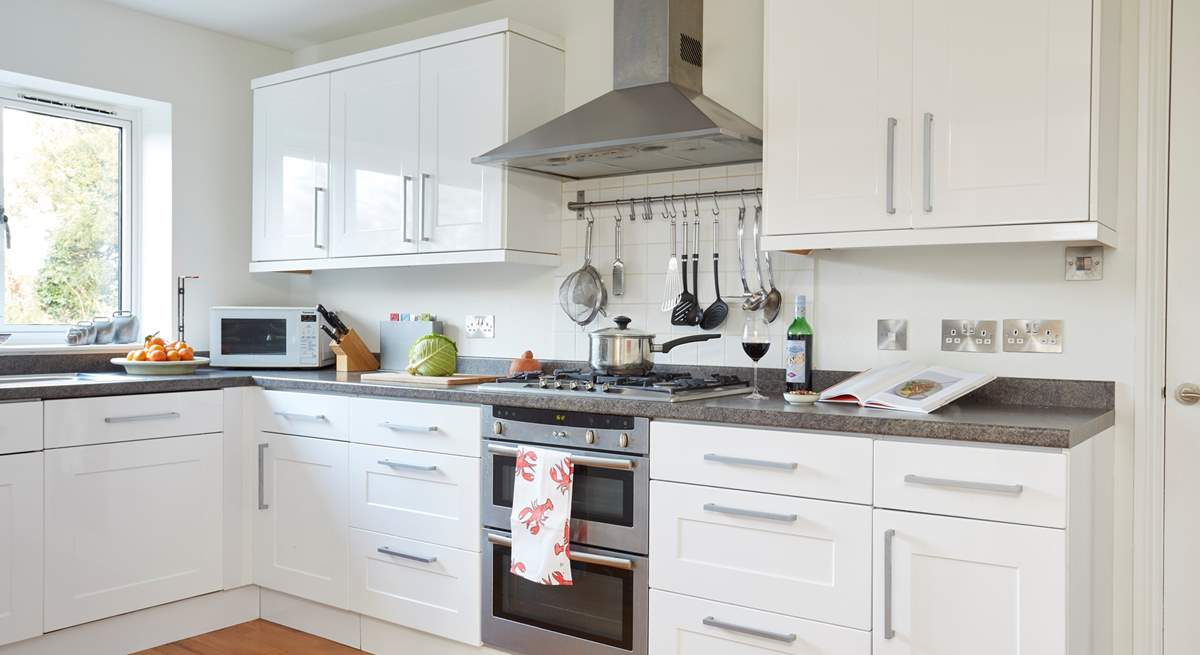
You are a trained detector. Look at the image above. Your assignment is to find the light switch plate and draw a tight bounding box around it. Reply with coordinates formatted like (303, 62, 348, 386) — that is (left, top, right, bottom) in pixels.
(1002, 319, 1064, 353)
(465, 315, 495, 339)
(1065, 246, 1104, 281)
(941, 320, 998, 353)
(877, 319, 908, 350)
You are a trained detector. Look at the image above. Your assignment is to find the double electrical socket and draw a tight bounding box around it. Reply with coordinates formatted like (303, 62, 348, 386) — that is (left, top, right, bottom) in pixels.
(940, 319, 1064, 353)
(941, 320, 999, 353)
(465, 315, 495, 339)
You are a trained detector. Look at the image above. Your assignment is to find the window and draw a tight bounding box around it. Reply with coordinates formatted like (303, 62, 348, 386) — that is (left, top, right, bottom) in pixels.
(0, 90, 134, 340)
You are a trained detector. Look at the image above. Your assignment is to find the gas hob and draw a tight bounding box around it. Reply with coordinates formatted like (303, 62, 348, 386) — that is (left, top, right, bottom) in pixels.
(477, 370, 752, 403)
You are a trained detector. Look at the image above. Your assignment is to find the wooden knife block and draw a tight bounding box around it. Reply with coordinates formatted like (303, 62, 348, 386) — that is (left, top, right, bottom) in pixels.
(330, 329, 379, 373)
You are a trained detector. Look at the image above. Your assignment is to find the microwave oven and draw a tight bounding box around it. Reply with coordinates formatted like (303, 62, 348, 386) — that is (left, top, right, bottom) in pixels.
(209, 306, 334, 368)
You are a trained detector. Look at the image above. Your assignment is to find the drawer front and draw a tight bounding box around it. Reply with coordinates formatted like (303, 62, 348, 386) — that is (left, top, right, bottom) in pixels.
(350, 398, 480, 457)
(651, 589, 871, 655)
(45, 391, 221, 448)
(874, 440, 1067, 528)
(650, 421, 872, 504)
(650, 481, 871, 629)
(349, 528, 481, 646)
(257, 390, 349, 440)
(350, 444, 480, 551)
(0, 402, 42, 454)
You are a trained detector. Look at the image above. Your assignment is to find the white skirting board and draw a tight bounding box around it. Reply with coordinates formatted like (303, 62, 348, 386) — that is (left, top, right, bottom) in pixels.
(259, 588, 361, 649)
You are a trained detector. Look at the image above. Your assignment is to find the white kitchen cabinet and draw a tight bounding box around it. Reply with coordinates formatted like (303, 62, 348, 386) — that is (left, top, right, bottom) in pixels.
(254, 431, 350, 609)
(0, 452, 43, 646)
(872, 509, 1066, 655)
(44, 434, 222, 631)
(252, 74, 331, 262)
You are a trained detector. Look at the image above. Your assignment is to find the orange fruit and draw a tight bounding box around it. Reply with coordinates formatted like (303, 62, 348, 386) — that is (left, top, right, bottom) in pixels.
(148, 349, 168, 362)
(131, 350, 149, 362)
(126, 350, 140, 361)
(147, 336, 166, 348)
(178, 347, 195, 361)
(166, 350, 181, 362)
(148, 344, 165, 353)
(176, 342, 190, 352)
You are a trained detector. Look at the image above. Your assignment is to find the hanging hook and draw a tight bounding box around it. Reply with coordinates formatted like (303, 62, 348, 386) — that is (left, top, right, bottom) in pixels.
(614, 200, 625, 222)
(660, 198, 671, 220)
(681, 194, 689, 217)
(586, 206, 596, 224)
(668, 196, 678, 219)
(711, 191, 720, 216)
(644, 198, 653, 221)
(739, 190, 746, 210)
(755, 190, 762, 209)
(694, 194, 701, 217)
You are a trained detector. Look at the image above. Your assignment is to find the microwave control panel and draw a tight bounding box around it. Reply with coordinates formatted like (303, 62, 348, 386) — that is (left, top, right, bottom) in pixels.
(299, 312, 319, 364)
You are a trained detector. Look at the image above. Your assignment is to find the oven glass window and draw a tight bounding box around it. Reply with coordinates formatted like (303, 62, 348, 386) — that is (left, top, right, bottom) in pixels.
(493, 454, 635, 527)
(220, 318, 287, 355)
(493, 543, 633, 649)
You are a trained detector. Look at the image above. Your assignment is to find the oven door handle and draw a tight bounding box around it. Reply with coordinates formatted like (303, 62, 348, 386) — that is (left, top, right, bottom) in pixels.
(486, 443, 637, 471)
(486, 533, 635, 571)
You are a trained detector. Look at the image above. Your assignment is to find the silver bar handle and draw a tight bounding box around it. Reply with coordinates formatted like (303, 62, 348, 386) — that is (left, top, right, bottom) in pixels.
(104, 411, 181, 424)
(419, 172, 432, 242)
(704, 453, 798, 471)
(313, 186, 327, 248)
(486, 533, 634, 571)
(402, 175, 414, 243)
(487, 443, 636, 471)
(379, 422, 438, 433)
(884, 528, 896, 639)
(703, 502, 797, 523)
(886, 117, 898, 215)
(377, 459, 439, 472)
(273, 411, 328, 423)
(377, 546, 437, 564)
(904, 473, 1024, 495)
(257, 443, 269, 510)
(702, 616, 797, 644)
(922, 112, 933, 212)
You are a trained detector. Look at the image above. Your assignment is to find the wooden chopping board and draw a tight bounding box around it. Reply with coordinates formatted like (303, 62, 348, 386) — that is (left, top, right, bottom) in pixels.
(359, 371, 498, 386)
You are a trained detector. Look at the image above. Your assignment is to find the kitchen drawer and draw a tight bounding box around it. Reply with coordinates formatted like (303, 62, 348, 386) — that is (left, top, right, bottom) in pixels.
(350, 398, 480, 457)
(874, 440, 1067, 528)
(349, 528, 481, 646)
(650, 481, 871, 629)
(650, 589, 871, 655)
(44, 391, 221, 448)
(650, 421, 872, 504)
(350, 443, 480, 551)
(257, 390, 349, 440)
(0, 402, 42, 454)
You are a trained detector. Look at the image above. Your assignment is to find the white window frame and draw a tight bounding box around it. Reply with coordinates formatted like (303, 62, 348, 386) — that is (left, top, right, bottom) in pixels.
(0, 86, 138, 341)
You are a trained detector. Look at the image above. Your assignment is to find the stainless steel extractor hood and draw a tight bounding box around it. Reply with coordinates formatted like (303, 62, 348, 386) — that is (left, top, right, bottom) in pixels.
(472, 0, 762, 179)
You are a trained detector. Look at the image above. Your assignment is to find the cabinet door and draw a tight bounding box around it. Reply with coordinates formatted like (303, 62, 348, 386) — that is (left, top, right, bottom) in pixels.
(252, 75, 331, 261)
(763, 0, 913, 235)
(0, 452, 42, 646)
(329, 55, 421, 257)
(417, 34, 506, 253)
(44, 435, 222, 631)
(254, 432, 349, 609)
(873, 509, 1065, 655)
(911, 0, 1090, 228)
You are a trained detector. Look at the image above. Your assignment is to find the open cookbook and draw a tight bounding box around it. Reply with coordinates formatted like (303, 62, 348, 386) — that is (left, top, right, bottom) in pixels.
(818, 362, 995, 414)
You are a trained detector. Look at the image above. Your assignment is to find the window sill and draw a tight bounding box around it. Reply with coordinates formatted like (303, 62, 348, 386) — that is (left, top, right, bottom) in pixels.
(0, 343, 136, 356)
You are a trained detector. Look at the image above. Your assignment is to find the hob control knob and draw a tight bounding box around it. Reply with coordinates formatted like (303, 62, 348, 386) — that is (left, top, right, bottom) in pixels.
(619, 433, 630, 448)
(585, 430, 596, 444)
(493, 421, 504, 435)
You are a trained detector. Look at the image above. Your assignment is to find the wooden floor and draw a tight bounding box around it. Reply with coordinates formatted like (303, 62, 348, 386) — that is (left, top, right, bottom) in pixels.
(132, 619, 362, 655)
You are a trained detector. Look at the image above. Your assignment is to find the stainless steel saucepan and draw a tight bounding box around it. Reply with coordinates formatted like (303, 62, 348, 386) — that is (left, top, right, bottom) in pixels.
(588, 316, 720, 376)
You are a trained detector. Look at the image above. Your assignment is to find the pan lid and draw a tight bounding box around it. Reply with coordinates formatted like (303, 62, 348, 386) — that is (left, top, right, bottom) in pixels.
(591, 315, 653, 338)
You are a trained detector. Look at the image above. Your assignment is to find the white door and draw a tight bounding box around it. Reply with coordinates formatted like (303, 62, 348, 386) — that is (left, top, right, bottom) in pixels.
(911, 0, 1091, 229)
(763, 0, 913, 235)
(254, 432, 349, 609)
(417, 34, 506, 253)
(1163, 2, 1200, 651)
(0, 452, 42, 646)
(873, 509, 1065, 655)
(252, 75, 331, 261)
(44, 435, 222, 631)
(329, 55, 421, 257)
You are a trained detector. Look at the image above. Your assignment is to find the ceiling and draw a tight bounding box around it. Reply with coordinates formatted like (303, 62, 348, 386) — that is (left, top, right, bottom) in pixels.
(100, 0, 492, 50)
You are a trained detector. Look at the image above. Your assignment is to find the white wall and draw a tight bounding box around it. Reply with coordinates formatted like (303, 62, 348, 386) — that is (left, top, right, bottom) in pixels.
(0, 0, 294, 349)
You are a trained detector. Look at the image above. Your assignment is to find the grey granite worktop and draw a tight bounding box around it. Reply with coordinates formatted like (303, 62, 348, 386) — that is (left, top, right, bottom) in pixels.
(0, 366, 1114, 448)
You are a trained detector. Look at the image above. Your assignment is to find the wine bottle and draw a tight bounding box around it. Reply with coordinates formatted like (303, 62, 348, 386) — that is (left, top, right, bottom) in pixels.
(785, 295, 813, 392)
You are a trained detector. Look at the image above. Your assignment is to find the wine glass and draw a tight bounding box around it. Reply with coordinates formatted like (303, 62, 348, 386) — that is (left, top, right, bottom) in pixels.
(741, 312, 771, 400)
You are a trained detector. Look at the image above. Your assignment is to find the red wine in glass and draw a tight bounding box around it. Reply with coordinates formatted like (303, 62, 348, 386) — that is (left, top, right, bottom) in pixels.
(742, 341, 770, 361)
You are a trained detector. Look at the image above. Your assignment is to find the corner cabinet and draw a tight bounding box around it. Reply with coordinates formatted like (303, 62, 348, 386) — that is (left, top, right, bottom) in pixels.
(250, 21, 565, 272)
(761, 0, 1121, 250)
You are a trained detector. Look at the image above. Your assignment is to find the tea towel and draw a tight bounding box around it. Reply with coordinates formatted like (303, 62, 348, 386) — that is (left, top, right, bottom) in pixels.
(509, 446, 574, 586)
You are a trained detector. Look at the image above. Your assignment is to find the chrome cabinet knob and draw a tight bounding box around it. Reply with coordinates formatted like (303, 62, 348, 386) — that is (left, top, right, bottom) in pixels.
(619, 433, 630, 448)
(493, 421, 504, 435)
(1177, 383, 1200, 405)
(585, 430, 596, 444)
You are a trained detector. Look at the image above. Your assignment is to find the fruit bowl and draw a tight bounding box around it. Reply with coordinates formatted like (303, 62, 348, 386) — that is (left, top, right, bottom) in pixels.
(111, 357, 210, 376)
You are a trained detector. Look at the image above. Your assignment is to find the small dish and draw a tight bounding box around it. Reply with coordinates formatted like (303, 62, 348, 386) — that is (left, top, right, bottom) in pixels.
(111, 357, 210, 376)
(783, 391, 819, 405)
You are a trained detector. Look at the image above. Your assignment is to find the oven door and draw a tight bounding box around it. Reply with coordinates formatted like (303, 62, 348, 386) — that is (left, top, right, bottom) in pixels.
(483, 530, 648, 655)
(482, 441, 648, 554)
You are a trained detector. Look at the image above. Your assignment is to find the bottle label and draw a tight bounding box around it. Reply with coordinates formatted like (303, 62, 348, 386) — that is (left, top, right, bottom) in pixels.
(785, 340, 808, 384)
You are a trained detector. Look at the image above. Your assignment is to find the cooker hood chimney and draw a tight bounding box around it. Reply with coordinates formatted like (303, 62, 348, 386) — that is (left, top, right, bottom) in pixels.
(472, 0, 763, 179)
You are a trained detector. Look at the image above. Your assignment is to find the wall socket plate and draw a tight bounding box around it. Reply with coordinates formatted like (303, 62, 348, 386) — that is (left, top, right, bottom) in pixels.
(877, 319, 908, 350)
(1002, 319, 1064, 353)
(941, 319, 998, 353)
(465, 315, 495, 339)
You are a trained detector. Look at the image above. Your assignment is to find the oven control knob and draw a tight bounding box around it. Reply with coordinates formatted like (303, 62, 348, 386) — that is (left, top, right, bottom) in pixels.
(493, 421, 504, 435)
(585, 430, 596, 444)
(619, 433, 630, 448)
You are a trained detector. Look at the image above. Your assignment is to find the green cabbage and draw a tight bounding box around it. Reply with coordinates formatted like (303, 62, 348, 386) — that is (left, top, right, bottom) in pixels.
(407, 334, 457, 376)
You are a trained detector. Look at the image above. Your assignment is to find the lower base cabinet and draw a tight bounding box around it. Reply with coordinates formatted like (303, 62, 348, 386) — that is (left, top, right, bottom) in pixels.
(44, 435, 222, 631)
(650, 590, 871, 654)
(0, 452, 43, 646)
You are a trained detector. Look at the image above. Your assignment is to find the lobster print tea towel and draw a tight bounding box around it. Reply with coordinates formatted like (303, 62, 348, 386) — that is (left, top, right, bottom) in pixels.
(509, 446, 574, 586)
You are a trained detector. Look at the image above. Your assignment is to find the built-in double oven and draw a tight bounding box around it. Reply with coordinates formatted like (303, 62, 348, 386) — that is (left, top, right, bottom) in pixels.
(481, 405, 650, 655)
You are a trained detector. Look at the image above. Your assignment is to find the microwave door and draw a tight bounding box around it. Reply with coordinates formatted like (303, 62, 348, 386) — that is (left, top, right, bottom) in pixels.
(220, 317, 289, 358)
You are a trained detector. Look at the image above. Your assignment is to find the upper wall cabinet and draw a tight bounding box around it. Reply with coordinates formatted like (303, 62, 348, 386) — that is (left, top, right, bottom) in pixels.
(761, 0, 1121, 250)
(250, 21, 565, 272)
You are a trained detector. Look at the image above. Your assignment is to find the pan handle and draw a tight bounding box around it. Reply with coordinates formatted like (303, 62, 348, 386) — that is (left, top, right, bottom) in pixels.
(654, 333, 721, 354)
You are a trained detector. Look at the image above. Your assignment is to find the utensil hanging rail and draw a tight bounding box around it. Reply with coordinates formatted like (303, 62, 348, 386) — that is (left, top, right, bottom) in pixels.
(569, 187, 763, 219)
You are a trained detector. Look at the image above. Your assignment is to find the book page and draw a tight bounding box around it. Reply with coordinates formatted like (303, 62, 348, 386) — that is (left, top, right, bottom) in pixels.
(864, 366, 994, 413)
(818, 361, 923, 403)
